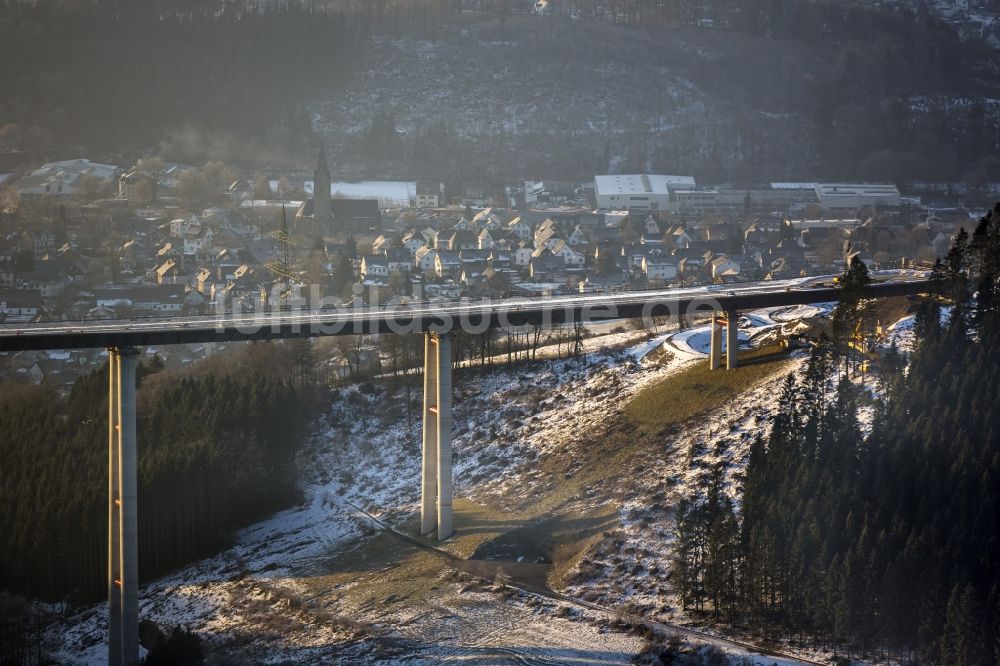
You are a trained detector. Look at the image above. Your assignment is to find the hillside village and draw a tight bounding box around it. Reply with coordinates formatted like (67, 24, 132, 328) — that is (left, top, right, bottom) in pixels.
(0, 151, 984, 387)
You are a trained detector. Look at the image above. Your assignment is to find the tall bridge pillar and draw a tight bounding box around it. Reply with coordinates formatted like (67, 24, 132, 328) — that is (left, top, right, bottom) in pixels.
(420, 332, 453, 540)
(709, 313, 740, 370)
(709, 314, 723, 370)
(107, 346, 140, 666)
(726, 311, 740, 370)
(420, 334, 438, 535)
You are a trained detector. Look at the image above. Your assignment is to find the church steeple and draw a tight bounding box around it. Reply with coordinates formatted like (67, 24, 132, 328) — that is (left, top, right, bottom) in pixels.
(313, 141, 331, 231)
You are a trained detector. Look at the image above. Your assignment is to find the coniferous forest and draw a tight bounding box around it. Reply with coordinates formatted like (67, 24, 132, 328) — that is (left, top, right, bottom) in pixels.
(672, 203, 1000, 664)
(0, 342, 316, 604)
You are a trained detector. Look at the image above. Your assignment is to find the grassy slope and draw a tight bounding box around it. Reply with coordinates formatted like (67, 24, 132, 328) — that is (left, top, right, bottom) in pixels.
(626, 345, 795, 433)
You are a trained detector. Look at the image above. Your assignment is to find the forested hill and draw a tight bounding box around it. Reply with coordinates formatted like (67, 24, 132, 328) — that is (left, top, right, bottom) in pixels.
(0, 0, 363, 160)
(2, 1, 998, 184)
(673, 203, 1000, 664)
(0, 341, 318, 603)
(316, 2, 999, 185)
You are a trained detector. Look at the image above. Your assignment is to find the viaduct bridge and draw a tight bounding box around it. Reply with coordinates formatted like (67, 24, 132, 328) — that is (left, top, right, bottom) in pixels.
(0, 276, 932, 665)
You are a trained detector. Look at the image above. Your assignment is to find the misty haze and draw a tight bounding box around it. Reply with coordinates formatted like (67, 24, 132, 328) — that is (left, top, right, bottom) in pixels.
(1, 1, 999, 665)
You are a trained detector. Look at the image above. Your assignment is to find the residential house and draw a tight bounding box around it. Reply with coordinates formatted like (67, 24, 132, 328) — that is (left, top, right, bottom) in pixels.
(643, 216, 662, 236)
(744, 219, 785, 247)
(25, 230, 56, 257)
(534, 218, 561, 248)
(530, 180, 577, 204)
(386, 247, 412, 274)
(593, 242, 626, 272)
(765, 256, 806, 279)
(507, 217, 532, 241)
(435, 250, 462, 278)
(709, 255, 741, 280)
(18, 263, 68, 297)
(591, 226, 623, 244)
(547, 239, 585, 267)
(642, 257, 678, 282)
(132, 284, 187, 314)
(513, 241, 535, 267)
(477, 228, 497, 250)
(118, 170, 153, 201)
(627, 245, 666, 271)
(442, 229, 478, 251)
(459, 249, 491, 265)
(183, 226, 214, 259)
(639, 233, 664, 248)
(120, 240, 149, 272)
(416, 181, 444, 208)
(668, 225, 694, 249)
(567, 225, 589, 246)
(152, 258, 187, 285)
(156, 242, 181, 264)
(488, 249, 513, 269)
(529, 251, 565, 282)
(472, 207, 503, 229)
(675, 248, 708, 278)
(95, 284, 188, 315)
(401, 229, 427, 256)
(461, 182, 492, 207)
(360, 255, 390, 283)
(705, 222, 741, 244)
(170, 215, 198, 238)
(459, 261, 489, 286)
(478, 229, 514, 251)
(420, 226, 439, 249)
(415, 246, 438, 274)
(0, 288, 42, 319)
(211, 249, 244, 280)
(195, 267, 217, 296)
(371, 234, 392, 254)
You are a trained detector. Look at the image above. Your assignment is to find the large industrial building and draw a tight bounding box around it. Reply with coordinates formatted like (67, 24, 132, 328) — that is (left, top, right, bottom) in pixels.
(667, 183, 899, 215)
(813, 183, 900, 210)
(672, 187, 818, 215)
(594, 174, 696, 211)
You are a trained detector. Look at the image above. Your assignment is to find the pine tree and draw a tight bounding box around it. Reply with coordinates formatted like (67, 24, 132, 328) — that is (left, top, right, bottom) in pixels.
(942, 584, 987, 666)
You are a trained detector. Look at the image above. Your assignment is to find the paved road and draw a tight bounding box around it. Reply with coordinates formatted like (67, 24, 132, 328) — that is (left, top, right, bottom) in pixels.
(0, 275, 933, 351)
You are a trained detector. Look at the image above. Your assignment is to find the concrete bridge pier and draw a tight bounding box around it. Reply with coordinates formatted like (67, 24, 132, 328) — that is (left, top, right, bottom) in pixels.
(420, 332, 453, 540)
(107, 346, 140, 666)
(709, 314, 723, 370)
(420, 333, 438, 535)
(709, 312, 740, 370)
(726, 311, 740, 370)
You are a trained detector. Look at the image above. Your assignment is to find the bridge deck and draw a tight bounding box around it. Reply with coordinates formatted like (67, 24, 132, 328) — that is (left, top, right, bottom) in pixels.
(0, 279, 933, 352)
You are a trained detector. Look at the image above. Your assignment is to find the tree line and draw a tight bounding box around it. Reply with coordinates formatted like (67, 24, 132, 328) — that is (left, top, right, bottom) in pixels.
(672, 203, 1000, 664)
(0, 342, 317, 604)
